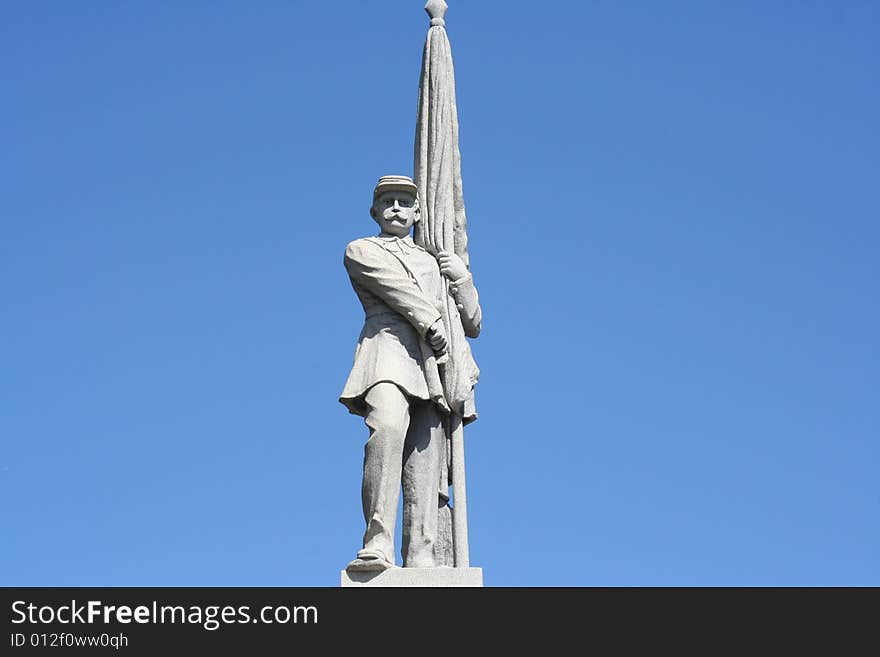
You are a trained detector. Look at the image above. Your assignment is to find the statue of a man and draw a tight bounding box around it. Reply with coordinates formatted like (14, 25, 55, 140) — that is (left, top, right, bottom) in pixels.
(340, 175, 482, 571)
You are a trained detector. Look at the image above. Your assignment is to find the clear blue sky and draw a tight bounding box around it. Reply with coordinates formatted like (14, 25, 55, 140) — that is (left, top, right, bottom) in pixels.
(2, 1, 877, 586)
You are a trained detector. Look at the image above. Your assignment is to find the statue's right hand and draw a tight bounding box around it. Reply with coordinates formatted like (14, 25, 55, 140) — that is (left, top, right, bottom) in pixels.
(426, 319, 448, 356)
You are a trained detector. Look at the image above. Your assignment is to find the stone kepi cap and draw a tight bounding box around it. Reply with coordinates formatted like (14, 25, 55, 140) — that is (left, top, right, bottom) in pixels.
(373, 175, 418, 203)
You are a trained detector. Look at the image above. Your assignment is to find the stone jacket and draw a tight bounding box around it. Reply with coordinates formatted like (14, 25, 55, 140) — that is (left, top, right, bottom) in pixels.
(339, 235, 481, 420)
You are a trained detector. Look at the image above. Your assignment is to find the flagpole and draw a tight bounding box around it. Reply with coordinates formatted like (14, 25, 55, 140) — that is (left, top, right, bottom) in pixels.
(450, 411, 469, 566)
(417, 0, 471, 568)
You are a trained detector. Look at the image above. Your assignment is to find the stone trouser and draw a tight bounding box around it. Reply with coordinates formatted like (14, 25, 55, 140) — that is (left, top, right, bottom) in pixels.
(360, 382, 444, 568)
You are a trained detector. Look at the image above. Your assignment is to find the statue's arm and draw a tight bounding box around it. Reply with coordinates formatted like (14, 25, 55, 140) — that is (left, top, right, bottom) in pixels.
(344, 241, 442, 338)
(436, 250, 482, 338)
(448, 273, 482, 338)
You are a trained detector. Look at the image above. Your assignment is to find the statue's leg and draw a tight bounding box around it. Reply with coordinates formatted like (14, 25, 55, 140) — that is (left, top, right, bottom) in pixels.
(360, 382, 410, 566)
(401, 400, 444, 568)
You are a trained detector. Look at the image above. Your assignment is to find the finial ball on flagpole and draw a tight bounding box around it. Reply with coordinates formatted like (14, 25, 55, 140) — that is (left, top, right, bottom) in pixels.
(425, 0, 448, 26)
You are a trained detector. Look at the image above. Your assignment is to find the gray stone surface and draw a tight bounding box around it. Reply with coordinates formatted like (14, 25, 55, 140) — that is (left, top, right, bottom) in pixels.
(339, 2, 484, 583)
(341, 567, 483, 588)
(339, 175, 482, 572)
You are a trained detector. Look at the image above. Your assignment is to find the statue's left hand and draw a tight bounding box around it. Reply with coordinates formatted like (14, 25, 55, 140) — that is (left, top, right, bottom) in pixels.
(426, 318, 448, 356)
(437, 251, 469, 281)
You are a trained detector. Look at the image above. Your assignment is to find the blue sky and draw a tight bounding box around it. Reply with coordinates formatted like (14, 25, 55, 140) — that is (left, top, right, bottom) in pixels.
(2, 1, 877, 586)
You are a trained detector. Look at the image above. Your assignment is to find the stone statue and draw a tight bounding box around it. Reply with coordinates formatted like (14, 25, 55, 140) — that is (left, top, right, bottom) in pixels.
(340, 175, 482, 572)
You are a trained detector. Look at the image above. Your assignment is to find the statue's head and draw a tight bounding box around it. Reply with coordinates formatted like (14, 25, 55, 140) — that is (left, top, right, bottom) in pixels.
(370, 175, 420, 238)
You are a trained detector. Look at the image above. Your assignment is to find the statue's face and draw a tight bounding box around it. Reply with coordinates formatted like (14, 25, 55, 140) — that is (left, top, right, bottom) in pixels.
(371, 191, 419, 237)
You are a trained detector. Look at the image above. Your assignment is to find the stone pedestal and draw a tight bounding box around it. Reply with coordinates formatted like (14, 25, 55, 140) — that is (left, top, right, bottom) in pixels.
(341, 567, 483, 587)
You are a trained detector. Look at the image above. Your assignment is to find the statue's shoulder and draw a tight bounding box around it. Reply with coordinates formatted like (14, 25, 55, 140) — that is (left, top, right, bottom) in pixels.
(345, 236, 376, 250)
(344, 237, 385, 264)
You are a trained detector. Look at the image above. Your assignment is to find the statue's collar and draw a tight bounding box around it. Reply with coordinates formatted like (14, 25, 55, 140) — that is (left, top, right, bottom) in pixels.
(375, 235, 421, 254)
(376, 234, 415, 246)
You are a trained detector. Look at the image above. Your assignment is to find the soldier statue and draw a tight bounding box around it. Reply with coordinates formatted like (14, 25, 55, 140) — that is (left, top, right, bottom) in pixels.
(340, 175, 482, 571)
